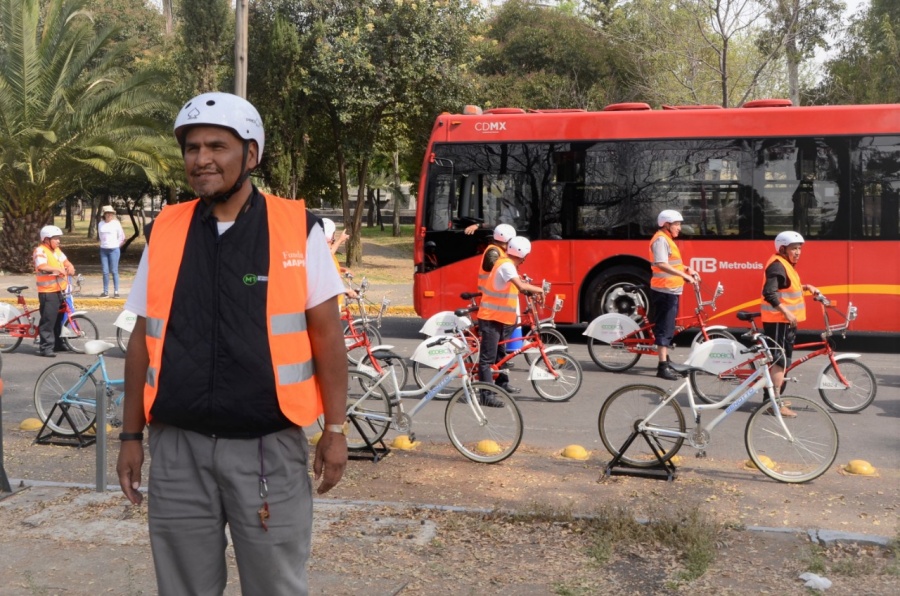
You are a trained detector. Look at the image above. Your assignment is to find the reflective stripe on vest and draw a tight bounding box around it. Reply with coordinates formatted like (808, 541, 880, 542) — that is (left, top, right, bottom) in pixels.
(477, 245, 506, 297)
(761, 254, 807, 324)
(144, 195, 323, 427)
(477, 256, 519, 325)
(649, 230, 685, 291)
(33, 245, 68, 293)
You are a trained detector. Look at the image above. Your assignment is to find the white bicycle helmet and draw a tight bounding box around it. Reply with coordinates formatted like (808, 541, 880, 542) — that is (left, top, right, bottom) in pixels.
(174, 92, 265, 160)
(507, 236, 532, 258)
(322, 218, 336, 243)
(40, 225, 63, 240)
(493, 223, 516, 243)
(774, 230, 804, 251)
(657, 209, 684, 227)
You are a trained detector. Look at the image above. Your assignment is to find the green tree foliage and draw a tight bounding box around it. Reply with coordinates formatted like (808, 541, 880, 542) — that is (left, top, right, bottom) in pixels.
(250, 0, 482, 265)
(477, 0, 634, 109)
(819, 0, 900, 103)
(87, 0, 166, 71)
(0, 0, 179, 272)
(179, 0, 233, 93)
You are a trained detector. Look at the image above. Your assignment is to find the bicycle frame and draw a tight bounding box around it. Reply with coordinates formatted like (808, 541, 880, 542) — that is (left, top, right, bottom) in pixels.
(584, 280, 726, 353)
(640, 343, 789, 445)
(1, 276, 87, 346)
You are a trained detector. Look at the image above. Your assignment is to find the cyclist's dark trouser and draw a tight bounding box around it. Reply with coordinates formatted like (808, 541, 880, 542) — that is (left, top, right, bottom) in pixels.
(762, 321, 795, 369)
(38, 291, 64, 352)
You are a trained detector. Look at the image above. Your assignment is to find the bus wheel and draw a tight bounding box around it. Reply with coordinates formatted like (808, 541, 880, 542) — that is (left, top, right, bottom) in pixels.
(585, 266, 649, 321)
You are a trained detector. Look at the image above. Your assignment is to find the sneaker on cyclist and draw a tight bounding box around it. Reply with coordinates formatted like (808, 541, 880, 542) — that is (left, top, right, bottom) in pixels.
(764, 401, 797, 418)
(99, 291, 109, 298)
(479, 390, 506, 408)
(499, 382, 521, 394)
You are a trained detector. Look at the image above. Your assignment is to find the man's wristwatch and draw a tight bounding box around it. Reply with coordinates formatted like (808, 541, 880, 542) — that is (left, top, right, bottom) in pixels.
(118, 432, 144, 441)
(324, 424, 346, 435)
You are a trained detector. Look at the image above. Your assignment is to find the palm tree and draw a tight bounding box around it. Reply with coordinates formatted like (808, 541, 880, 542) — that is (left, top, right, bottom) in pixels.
(0, 0, 180, 272)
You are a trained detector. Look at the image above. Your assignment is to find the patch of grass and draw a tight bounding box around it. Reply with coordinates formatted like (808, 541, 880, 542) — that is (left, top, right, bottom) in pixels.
(805, 544, 828, 574)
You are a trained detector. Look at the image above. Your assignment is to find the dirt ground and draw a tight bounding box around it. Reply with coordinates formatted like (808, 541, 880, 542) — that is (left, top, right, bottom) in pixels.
(1, 430, 897, 595)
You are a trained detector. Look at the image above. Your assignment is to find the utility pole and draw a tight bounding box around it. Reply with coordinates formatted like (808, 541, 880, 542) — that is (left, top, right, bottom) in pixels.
(234, 0, 249, 98)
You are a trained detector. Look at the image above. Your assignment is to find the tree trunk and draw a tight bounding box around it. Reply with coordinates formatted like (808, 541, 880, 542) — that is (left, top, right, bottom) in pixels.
(366, 187, 375, 227)
(346, 159, 370, 267)
(0, 210, 50, 273)
(392, 151, 402, 237)
(65, 197, 75, 232)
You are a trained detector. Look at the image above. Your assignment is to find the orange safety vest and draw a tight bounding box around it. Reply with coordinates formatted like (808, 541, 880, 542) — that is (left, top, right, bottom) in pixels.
(761, 254, 806, 324)
(649, 230, 685, 291)
(144, 195, 323, 427)
(33, 244, 69, 293)
(477, 256, 519, 325)
(477, 244, 507, 297)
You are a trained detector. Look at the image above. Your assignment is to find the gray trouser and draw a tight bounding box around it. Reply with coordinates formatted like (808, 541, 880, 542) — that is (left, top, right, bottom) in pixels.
(148, 423, 312, 596)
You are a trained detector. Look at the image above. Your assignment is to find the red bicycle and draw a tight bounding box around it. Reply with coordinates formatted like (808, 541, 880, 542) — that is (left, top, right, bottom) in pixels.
(582, 278, 733, 372)
(689, 294, 876, 413)
(0, 276, 99, 354)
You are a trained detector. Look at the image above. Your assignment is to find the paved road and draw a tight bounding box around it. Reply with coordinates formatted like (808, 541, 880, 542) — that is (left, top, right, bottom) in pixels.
(2, 313, 897, 475)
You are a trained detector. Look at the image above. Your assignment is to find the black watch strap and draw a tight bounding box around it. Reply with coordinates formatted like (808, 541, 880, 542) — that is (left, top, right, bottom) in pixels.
(118, 432, 144, 441)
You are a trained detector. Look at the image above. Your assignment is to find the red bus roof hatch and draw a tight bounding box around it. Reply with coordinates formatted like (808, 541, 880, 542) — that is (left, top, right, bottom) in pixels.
(602, 102, 651, 111)
(741, 99, 793, 108)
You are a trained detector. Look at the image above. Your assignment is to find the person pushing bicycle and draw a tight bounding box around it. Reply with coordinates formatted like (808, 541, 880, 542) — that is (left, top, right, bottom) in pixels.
(761, 231, 820, 418)
(33, 225, 77, 357)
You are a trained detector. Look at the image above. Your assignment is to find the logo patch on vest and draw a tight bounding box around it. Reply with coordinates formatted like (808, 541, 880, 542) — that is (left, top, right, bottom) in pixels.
(282, 250, 306, 269)
(243, 274, 268, 286)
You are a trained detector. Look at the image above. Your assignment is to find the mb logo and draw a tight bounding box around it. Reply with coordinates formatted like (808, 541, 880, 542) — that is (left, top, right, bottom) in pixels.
(690, 258, 718, 273)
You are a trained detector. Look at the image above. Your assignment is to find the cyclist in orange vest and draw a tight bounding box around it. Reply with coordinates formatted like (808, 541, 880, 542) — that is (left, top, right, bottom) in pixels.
(761, 231, 819, 418)
(649, 210, 699, 380)
(115, 92, 348, 595)
(477, 235, 545, 403)
(32, 225, 76, 357)
(323, 218, 357, 304)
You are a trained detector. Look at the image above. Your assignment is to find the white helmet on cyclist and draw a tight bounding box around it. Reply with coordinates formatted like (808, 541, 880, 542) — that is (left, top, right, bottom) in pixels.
(506, 236, 532, 258)
(774, 230, 804, 251)
(493, 223, 516, 243)
(40, 225, 63, 240)
(322, 218, 336, 243)
(174, 92, 265, 160)
(657, 209, 684, 227)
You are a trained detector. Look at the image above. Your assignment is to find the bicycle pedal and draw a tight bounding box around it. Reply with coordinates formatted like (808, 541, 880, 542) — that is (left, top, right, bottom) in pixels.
(408, 433, 416, 443)
(696, 450, 707, 459)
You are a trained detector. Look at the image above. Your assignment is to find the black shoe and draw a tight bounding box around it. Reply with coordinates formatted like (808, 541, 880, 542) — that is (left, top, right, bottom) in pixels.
(53, 345, 70, 353)
(99, 292, 109, 298)
(479, 391, 506, 408)
(499, 382, 521, 394)
(39, 350, 56, 358)
(500, 361, 514, 370)
(656, 364, 679, 381)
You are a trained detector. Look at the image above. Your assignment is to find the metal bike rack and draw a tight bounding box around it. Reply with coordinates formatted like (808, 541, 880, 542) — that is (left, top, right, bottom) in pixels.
(346, 414, 391, 463)
(34, 403, 97, 448)
(602, 430, 677, 482)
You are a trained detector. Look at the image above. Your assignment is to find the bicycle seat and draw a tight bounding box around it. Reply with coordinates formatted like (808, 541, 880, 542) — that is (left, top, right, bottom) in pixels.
(453, 306, 476, 317)
(667, 361, 707, 377)
(736, 311, 761, 322)
(6, 286, 28, 294)
(84, 340, 116, 355)
(460, 292, 482, 301)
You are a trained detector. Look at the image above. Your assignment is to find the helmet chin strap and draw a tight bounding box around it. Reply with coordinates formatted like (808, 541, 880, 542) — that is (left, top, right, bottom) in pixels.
(201, 142, 252, 220)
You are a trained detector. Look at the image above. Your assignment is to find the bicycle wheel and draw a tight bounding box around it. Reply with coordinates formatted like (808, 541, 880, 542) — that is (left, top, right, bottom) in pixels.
(344, 321, 382, 365)
(745, 396, 839, 483)
(531, 351, 583, 402)
(598, 384, 685, 467)
(412, 359, 465, 400)
(359, 351, 409, 392)
(689, 328, 737, 347)
(33, 362, 99, 435)
(587, 337, 642, 372)
(523, 327, 567, 365)
(62, 314, 99, 354)
(689, 368, 747, 405)
(445, 382, 523, 463)
(116, 326, 131, 354)
(818, 360, 877, 413)
(343, 369, 392, 450)
(0, 304, 25, 352)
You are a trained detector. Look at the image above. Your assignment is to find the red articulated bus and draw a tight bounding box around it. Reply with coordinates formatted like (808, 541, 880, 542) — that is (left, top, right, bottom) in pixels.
(412, 100, 900, 335)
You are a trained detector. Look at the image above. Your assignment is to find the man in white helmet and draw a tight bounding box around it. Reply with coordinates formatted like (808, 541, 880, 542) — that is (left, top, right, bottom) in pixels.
(761, 231, 819, 417)
(116, 92, 348, 595)
(33, 225, 77, 357)
(322, 218, 357, 302)
(476, 223, 516, 387)
(649, 209, 699, 380)
(477, 235, 545, 400)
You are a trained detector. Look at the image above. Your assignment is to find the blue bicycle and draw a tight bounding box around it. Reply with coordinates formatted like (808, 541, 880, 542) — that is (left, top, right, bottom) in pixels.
(33, 340, 124, 435)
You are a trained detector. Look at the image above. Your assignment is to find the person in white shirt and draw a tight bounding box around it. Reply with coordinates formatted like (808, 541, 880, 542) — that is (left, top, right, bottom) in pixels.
(97, 205, 125, 298)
